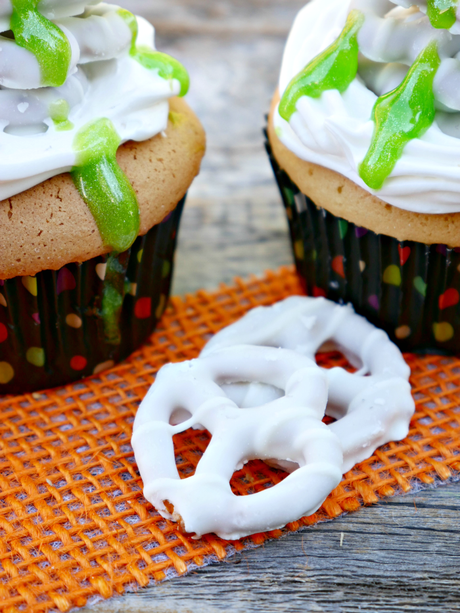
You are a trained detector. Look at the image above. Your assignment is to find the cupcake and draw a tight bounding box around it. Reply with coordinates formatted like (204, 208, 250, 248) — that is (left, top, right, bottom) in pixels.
(0, 2, 205, 393)
(267, 0, 460, 353)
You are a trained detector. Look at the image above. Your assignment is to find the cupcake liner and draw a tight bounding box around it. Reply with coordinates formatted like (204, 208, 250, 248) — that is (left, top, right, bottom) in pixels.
(266, 134, 460, 353)
(0, 197, 185, 394)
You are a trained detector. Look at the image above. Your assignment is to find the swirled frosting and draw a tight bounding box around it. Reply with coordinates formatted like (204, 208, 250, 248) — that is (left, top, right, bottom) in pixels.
(275, 0, 460, 214)
(0, 1, 189, 251)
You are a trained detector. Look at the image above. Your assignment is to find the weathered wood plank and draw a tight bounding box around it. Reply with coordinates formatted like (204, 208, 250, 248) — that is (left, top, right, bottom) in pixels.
(83, 484, 460, 613)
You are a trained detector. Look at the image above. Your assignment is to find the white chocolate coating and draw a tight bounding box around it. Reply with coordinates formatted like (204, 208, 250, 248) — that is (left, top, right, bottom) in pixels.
(132, 346, 343, 540)
(275, 0, 460, 214)
(202, 297, 415, 474)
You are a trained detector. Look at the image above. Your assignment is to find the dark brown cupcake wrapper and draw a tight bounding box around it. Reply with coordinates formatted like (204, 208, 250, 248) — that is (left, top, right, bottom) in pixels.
(266, 134, 460, 354)
(0, 197, 185, 394)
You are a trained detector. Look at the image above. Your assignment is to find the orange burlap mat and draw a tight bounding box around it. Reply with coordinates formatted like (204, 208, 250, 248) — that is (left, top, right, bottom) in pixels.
(0, 266, 459, 613)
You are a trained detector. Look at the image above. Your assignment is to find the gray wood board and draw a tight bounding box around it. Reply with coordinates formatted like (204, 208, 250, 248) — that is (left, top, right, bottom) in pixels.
(85, 2, 460, 611)
(83, 484, 460, 613)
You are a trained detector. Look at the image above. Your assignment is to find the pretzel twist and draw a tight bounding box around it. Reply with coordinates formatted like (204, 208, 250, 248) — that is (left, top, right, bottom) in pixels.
(133, 346, 343, 540)
(202, 297, 415, 473)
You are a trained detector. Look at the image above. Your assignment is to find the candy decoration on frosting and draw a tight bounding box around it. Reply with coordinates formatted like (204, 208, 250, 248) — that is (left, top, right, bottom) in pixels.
(427, 0, 458, 29)
(279, 10, 364, 121)
(10, 0, 72, 87)
(71, 119, 140, 253)
(359, 41, 441, 190)
(118, 9, 190, 97)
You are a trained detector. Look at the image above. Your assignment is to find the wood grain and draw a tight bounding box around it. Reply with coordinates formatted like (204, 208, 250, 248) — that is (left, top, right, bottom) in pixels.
(85, 2, 460, 611)
(83, 486, 460, 613)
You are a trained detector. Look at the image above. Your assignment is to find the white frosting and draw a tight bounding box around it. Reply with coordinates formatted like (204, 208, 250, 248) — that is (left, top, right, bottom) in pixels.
(202, 297, 415, 474)
(275, 0, 460, 214)
(132, 346, 343, 540)
(0, 3, 182, 200)
(392, 0, 460, 35)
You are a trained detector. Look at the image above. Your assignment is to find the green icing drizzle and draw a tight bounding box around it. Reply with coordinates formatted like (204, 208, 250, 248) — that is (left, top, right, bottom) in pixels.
(49, 99, 74, 131)
(427, 0, 458, 29)
(10, 0, 71, 87)
(117, 8, 190, 97)
(71, 118, 140, 253)
(100, 252, 130, 345)
(279, 10, 364, 122)
(359, 41, 441, 191)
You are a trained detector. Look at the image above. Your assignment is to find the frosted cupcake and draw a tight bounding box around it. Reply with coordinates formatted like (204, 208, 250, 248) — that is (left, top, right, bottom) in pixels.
(267, 0, 460, 352)
(0, 2, 205, 393)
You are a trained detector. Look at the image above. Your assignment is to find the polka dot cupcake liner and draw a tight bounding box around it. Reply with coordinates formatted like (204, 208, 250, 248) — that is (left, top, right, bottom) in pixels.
(0, 197, 185, 394)
(266, 137, 460, 354)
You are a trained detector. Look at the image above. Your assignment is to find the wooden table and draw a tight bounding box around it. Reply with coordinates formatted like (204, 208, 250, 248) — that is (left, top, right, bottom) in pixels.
(85, 2, 460, 611)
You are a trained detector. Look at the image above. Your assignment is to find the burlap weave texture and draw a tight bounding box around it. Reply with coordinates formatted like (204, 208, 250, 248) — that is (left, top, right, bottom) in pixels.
(0, 266, 459, 613)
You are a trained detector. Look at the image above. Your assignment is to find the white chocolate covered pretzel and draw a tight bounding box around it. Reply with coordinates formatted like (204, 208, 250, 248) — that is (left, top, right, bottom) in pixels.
(133, 346, 343, 540)
(202, 297, 415, 473)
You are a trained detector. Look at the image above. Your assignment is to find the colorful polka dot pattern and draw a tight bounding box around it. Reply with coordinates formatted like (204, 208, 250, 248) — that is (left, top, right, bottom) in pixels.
(0, 198, 185, 393)
(267, 140, 460, 353)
